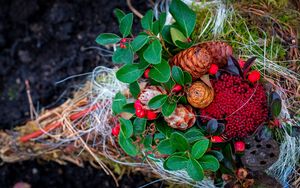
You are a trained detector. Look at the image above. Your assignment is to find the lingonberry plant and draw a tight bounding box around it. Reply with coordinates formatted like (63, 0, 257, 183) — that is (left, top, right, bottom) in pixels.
(95, 0, 283, 185)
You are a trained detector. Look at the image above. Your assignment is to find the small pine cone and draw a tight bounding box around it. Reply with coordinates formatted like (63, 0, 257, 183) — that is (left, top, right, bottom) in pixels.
(138, 85, 166, 111)
(171, 47, 212, 79)
(198, 41, 233, 67)
(164, 104, 196, 130)
(187, 81, 214, 108)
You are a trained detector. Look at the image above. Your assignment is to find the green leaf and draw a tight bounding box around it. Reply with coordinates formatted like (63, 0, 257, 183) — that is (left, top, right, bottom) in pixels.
(118, 133, 138, 156)
(169, 0, 196, 37)
(116, 64, 144, 83)
(114, 9, 126, 24)
(170, 27, 187, 44)
(271, 99, 282, 117)
(129, 81, 140, 99)
(148, 94, 168, 109)
(112, 92, 127, 114)
(184, 128, 204, 143)
(162, 100, 176, 116)
(157, 139, 175, 155)
(170, 132, 189, 151)
(119, 118, 133, 138)
(152, 21, 160, 35)
(161, 25, 173, 44)
(143, 135, 153, 149)
(122, 103, 135, 114)
(208, 150, 224, 162)
(96, 33, 121, 45)
(191, 138, 209, 159)
(112, 46, 134, 64)
(143, 39, 162, 64)
(183, 71, 192, 84)
(164, 155, 188, 171)
(133, 118, 147, 135)
(119, 13, 133, 37)
(198, 155, 220, 172)
(174, 40, 193, 49)
(141, 10, 153, 30)
(172, 66, 185, 85)
(156, 121, 174, 138)
(164, 77, 176, 91)
(186, 159, 204, 181)
(149, 59, 171, 83)
(131, 35, 149, 52)
(158, 12, 167, 32)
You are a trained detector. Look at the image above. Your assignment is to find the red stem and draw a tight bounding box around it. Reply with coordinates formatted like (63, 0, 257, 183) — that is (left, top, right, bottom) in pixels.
(19, 103, 99, 143)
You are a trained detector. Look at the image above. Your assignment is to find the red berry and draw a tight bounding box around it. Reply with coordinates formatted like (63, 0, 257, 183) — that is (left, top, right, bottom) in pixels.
(248, 70, 260, 83)
(136, 108, 146, 118)
(121, 38, 127, 43)
(187, 37, 192, 43)
(208, 64, 219, 75)
(120, 43, 126, 49)
(134, 100, 142, 110)
(172, 84, 183, 92)
(112, 124, 120, 136)
(143, 68, 151, 79)
(238, 58, 245, 68)
(146, 110, 157, 120)
(211, 136, 224, 143)
(234, 141, 246, 153)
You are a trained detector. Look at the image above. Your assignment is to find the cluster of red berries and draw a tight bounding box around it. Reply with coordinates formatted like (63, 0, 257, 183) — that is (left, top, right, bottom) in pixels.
(134, 100, 157, 120)
(119, 38, 127, 49)
(201, 74, 268, 138)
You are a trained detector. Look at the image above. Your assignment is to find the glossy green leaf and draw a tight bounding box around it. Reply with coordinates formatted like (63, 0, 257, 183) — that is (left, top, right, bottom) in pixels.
(186, 159, 204, 181)
(122, 103, 135, 114)
(116, 64, 144, 83)
(114, 9, 126, 24)
(96, 33, 121, 45)
(158, 12, 167, 32)
(198, 154, 220, 172)
(143, 39, 162, 64)
(170, 132, 189, 151)
(164, 77, 176, 91)
(174, 40, 193, 49)
(143, 135, 153, 149)
(149, 59, 171, 83)
(161, 25, 173, 44)
(271, 99, 282, 117)
(157, 139, 175, 155)
(172, 65, 185, 85)
(184, 128, 204, 143)
(119, 13, 133, 37)
(129, 81, 140, 99)
(118, 133, 138, 156)
(119, 118, 133, 138)
(112, 92, 126, 114)
(133, 118, 147, 135)
(191, 138, 209, 159)
(169, 0, 196, 37)
(112, 46, 134, 64)
(164, 155, 188, 171)
(183, 71, 192, 84)
(131, 35, 149, 52)
(148, 94, 168, 109)
(141, 10, 153, 30)
(162, 100, 176, 117)
(170, 27, 186, 44)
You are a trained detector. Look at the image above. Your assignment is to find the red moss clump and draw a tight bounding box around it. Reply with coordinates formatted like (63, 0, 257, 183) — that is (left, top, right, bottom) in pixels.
(201, 74, 268, 138)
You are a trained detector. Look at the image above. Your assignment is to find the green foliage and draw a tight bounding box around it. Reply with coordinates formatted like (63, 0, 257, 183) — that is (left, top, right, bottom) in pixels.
(112, 92, 126, 114)
(148, 94, 168, 109)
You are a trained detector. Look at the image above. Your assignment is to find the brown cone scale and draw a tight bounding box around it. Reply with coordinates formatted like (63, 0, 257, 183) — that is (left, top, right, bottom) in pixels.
(187, 81, 214, 109)
(171, 41, 233, 79)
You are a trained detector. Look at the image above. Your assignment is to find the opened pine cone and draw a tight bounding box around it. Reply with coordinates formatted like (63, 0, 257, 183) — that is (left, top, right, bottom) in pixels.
(164, 104, 196, 130)
(171, 41, 233, 79)
(187, 81, 214, 108)
(138, 85, 166, 111)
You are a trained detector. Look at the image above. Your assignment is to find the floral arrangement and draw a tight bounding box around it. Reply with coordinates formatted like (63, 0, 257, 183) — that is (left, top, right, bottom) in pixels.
(1, 0, 299, 187)
(93, 0, 290, 186)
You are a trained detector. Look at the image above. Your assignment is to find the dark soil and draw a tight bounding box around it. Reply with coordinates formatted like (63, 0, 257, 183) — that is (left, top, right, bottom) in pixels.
(0, 0, 161, 187)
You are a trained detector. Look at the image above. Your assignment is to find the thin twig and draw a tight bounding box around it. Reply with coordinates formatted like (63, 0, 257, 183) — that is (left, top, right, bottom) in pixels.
(25, 80, 36, 120)
(126, 0, 143, 19)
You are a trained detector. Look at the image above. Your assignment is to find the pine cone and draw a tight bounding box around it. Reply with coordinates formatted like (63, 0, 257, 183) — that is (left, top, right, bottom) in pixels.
(171, 47, 212, 79)
(187, 81, 214, 108)
(138, 85, 166, 111)
(198, 41, 233, 67)
(164, 104, 196, 130)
